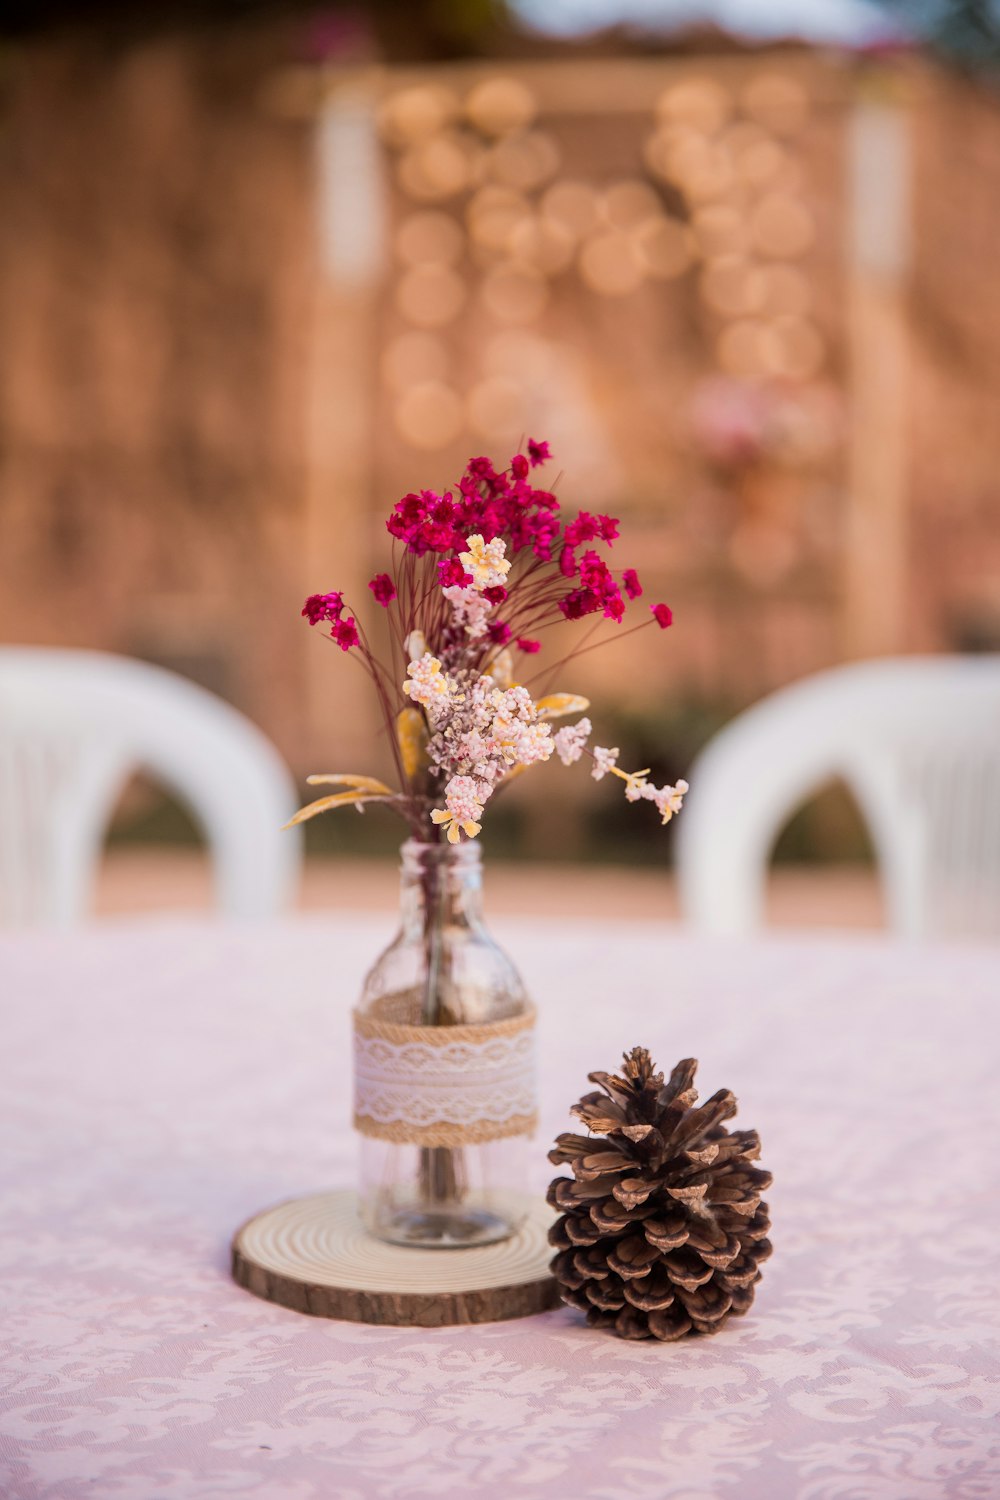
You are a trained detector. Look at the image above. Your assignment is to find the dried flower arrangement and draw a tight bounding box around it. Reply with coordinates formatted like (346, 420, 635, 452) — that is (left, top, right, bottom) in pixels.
(289, 441, 687, 840)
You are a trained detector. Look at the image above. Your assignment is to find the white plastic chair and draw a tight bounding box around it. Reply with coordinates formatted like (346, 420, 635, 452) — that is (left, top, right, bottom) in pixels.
(0, 647, 302, 926)
(676, 656, 1000, 940)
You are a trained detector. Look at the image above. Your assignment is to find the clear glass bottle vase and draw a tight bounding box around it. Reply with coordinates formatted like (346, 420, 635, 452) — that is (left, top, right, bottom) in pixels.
(354, 838, 535, 1248)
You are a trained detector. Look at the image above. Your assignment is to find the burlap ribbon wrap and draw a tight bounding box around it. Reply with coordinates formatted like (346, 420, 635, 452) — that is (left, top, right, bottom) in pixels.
(353, 1005, 537, 1148)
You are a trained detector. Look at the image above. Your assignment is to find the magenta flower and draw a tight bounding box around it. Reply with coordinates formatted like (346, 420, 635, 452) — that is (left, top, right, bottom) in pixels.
(483, 585, 508, 605)
(302, 592, 344, 626)
(527, 512, 560, 560)
(559, 587, 600, 621)
(623, 568, 642, 600)
(651, 603, 673, 629)
(331, 617, 359, 651)
(511, 453, 530, 480)
(369, 573, 397, 607)
(564, 512, 619, 550)
(578, 551, 625, 622)
(527, 438, 550, 467)
(578, 550, 610, 589)
(487, 620, 512, 645)
(516, 637, 541, 653)
(563, 512, 599, 549)
(559, 545, 577, 579)
(439, 558, 473, 588)
(387, 489, 463, 555)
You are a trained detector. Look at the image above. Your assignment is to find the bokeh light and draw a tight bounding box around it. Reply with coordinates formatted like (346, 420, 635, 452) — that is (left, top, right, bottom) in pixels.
(579, 230, 644, 296)
(380, 332, 451, 391)
(378, 85, 459, 146)
(466, 375, 526, 438)
(540, 179, 600, 240)
(741, 73, 810, 136)
(656, 77, 732, 135)
(750, 194, 815, 259)
(486, 131, 561, 193)
(394, 380, 463, 449)
(464, 77, 537, 138)
(700, 256, 768, 317)
(480, 262, 549, 321)
(397, 132, 479, 202)
(600, 179, 662, 230)
(395, 211, 465, 267)
(632, 217, 692, 279)
(395, 264, 467, 327)
(467, 185, 532, 252)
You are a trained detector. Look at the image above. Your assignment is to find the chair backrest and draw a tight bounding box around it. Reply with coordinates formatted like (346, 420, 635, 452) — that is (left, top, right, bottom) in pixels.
(676, 656, 1000, 939)
(0, 647, 302, 926)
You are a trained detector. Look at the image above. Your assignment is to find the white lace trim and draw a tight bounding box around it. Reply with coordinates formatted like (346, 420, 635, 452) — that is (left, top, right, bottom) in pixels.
(353, 1014, 537, 1144)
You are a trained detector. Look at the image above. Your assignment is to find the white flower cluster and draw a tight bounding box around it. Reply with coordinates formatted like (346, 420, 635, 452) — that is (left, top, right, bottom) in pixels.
(552, 717, 592, 766)
(409, 659, 555, 840)
(591, 745, 619, 781)
(587, 742, 688, 823)
(442, 584, 492, 639)
(460, 534, 511, 591)
(403, 653, 459, 721)
(619, 772, 689, 824)
(431, 774, 487, 843)
(441, 534, 512, 638)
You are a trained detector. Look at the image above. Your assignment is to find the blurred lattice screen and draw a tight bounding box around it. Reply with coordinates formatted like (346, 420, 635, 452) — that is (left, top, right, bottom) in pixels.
(305, 57, 849, 773)
(3, 32, 1000, 821)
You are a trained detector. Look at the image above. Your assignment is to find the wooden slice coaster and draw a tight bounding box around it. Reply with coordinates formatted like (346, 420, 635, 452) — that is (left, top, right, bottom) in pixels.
(232, 1190, 559, 1326)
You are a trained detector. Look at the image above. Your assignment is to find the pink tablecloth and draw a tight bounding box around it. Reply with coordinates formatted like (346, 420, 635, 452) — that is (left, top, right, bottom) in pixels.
(2, 913, 999, 1500)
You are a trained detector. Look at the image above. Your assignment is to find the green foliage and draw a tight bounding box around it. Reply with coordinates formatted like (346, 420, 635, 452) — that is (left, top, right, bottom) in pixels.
(877, 0, 1000, 72)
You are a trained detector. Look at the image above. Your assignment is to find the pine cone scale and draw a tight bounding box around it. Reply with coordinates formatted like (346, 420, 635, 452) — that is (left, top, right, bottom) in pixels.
(575, 1154, 631, 1180)
(549, 1050, 772, 1341)
(590, 1197, 655, 1233)
(606, 1236, 661, 1279)
(563, 1216, 604, 1246)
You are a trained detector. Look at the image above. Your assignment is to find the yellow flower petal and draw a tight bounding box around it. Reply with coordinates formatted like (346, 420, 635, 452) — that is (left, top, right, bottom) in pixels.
(430, 808, 450, 825)
(608, 765, 650, 782)
(283, 790, 389, 828)
(461, 821, 482, 839)
(305, 773, 394, 795)
(396, 708, 430, 779)
(535, 693, 591, 721)
(447, 820, 461, 843)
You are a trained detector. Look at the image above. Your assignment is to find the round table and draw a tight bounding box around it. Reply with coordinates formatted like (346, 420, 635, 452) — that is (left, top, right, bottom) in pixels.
(2, 913, 999, 1499)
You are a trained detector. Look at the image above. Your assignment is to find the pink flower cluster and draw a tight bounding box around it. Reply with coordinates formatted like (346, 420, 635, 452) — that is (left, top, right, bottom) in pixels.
(553, 717, 593, 766)
(425, 671, 554, 795)
(304, 441, 673, 658)
(385, 451, 560, 564)
(296, 441, 684, 844)
(561, 728, 687, 823)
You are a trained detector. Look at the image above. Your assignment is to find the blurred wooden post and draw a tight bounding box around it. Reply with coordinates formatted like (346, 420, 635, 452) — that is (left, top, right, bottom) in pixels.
(843, 78, 912, 658)
(304, 73, 385, 766)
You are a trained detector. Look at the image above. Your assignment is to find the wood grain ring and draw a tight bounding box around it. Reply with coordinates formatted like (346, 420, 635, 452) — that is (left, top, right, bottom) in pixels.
(231, 1190, 559, 1326)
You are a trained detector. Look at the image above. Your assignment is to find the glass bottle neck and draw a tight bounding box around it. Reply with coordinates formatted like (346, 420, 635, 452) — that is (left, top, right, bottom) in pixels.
(398, 838, 484, 936)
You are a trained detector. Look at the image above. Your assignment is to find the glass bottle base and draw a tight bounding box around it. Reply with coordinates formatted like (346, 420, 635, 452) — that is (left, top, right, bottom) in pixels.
(359, 1139, 530, 1249)
(367, 1202, 517, 1249)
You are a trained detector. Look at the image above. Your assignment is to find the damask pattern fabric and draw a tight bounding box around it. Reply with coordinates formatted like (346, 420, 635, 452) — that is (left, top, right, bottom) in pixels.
(2, 915, 999, 1499)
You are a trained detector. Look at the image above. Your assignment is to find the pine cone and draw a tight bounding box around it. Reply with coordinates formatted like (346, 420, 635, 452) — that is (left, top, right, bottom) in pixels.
(547, 1049, 772, 1341)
